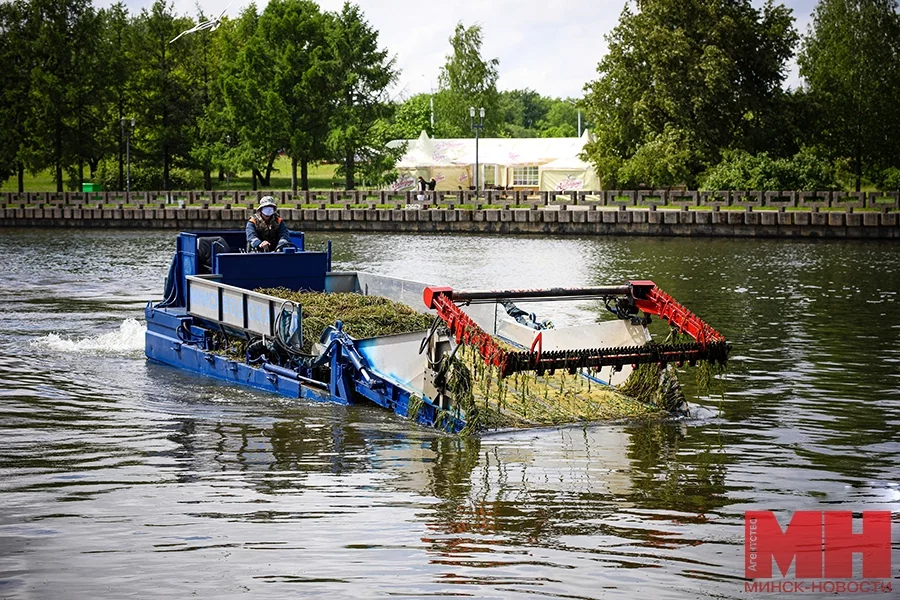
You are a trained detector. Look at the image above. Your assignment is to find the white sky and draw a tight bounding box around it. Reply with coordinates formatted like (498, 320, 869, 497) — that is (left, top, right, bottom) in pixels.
(102, 0, 818, 99)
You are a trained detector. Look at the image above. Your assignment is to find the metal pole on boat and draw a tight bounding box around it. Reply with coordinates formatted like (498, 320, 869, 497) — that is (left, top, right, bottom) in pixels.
(449, 286, 633, 303)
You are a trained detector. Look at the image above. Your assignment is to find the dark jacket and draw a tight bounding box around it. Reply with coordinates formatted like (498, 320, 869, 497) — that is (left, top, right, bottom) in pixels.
(246, 213, 290, 251)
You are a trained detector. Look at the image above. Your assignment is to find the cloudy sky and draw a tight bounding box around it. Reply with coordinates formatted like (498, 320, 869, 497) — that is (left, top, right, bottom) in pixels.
(101, 0, 819, 99)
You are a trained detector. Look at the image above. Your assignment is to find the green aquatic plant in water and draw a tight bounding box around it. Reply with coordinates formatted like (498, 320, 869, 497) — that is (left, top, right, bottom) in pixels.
(695, 359, 728, 397)
(406, 395, 424, 422)
(448, 344, 656, 432)
(618, 327, 729, 411)
(617, 363, 686, 412)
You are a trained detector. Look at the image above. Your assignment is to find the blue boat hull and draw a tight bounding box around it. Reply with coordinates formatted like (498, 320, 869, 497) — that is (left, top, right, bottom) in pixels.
(145, 303, 464, 433)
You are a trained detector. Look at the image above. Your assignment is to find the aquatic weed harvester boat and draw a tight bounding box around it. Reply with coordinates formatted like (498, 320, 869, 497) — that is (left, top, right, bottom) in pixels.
(145, 231, 730, 433)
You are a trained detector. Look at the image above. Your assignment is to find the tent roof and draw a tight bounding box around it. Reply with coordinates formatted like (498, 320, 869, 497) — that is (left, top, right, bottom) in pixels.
(389, 130, 592, 168)
(540, 154, 592, 170)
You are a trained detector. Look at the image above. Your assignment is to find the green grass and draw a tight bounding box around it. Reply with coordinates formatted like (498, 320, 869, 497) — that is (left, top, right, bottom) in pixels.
(210, 159, 341, 191)
(1, 157, 343, 192)
(0, 169, 58, 192)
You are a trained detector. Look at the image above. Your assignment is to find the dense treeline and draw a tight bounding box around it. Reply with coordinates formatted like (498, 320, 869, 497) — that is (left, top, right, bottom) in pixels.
(0, 0, 404, 192)
(581, 0, 900, 191)
(2, 0, 899, 193)
(0, 1, 581, 193)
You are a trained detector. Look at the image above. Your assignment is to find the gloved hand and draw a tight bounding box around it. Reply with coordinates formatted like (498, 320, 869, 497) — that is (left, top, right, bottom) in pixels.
(258, 240, 271, 251)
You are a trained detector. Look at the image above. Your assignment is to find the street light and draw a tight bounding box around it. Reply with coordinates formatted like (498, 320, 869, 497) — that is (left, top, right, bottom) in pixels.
(568, 100, 582, 136)
(421, 74, 434, 136)
(469, 106, 485, 193)
(121, 117, 134, 194)
(225, 135, 231, 190)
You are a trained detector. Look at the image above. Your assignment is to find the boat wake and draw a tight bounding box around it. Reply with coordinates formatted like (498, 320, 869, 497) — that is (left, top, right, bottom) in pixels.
(32, 318, 146, 354)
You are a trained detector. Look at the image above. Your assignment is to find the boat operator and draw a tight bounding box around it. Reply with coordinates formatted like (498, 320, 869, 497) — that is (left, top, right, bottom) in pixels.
(246, 196, 291, 252)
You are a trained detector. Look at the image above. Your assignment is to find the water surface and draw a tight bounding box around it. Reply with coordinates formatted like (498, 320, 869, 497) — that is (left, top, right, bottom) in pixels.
(0, 229, 898, 599)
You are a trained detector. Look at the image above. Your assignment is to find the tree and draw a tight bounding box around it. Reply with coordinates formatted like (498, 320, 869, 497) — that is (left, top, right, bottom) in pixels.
(66, 2, 115, 188)
(182, 10, 218, 190)
(100, 2, 135, 191)
(214, 4, 270, 189)
(582, 0, 798, 188)
(435, 22, 500, 137)
(129, 0, 198, 190)
(616, 125, 700, 188)
(798, 0, 900, 191)
(497, 89, 550, 137)
(347, 119, 404, 188)
(25, 0, 109, 192)
(193, 14, 242, 191)
(228, 0, 332, 191)
(324, 2, 398, 190)
(537, 99, 580, 138)
(0, 0, 32, 191)
(391, 93, 433, 139)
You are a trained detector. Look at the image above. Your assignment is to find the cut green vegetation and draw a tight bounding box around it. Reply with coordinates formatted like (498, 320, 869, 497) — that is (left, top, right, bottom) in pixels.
(258, 288, 434, 354)
(449, 345, 659, 434)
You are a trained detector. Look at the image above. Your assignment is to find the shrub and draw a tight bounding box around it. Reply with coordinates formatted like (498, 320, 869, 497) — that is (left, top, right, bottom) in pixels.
(94, 160, 204, 191)
(700, 148, 839, 191)
(616, 126, 699, 189)
(789, 147, 841, 191)
(872, 167, 900, 191)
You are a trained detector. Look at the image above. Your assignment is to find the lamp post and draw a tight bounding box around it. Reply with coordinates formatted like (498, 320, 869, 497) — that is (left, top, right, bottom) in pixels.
(121, 117, 134, 194)
(469, 106, 484, 193)
(225, 135, 231, 190)
(421, 74, 435, 137)
(568, 100, 582, 136)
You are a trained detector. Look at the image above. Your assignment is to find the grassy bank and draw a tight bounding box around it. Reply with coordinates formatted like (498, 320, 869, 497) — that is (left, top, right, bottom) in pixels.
(1, 157, 342, 192)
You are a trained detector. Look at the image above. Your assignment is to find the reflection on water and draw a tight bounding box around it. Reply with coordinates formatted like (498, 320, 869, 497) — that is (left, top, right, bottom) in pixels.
(0, 229, 898, 598)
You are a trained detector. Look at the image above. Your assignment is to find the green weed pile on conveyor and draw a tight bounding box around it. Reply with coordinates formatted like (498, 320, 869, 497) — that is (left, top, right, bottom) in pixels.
(258, 287, 434, 353)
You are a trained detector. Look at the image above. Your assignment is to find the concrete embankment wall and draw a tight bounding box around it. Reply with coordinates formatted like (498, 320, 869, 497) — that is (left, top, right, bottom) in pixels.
(2, 189, 899, 238)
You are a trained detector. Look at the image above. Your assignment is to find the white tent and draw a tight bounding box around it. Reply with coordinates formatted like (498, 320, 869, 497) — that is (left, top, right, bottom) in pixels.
(538, 132, 600, 191)
(393, 130, 434, 169)
(388, 129, 599, 191)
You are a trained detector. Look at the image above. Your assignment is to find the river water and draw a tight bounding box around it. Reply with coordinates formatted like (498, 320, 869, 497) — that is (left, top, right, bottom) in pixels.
(0, 229, 898, 599)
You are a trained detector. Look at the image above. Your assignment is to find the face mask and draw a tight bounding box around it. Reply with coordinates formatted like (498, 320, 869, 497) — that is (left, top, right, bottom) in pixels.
(261, 206, 275, 217)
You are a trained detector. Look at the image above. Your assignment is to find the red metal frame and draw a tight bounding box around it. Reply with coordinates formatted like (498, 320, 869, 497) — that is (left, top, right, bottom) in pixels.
(425, 289, 511, 372)
(423, 282, 729, 378)
(629, 281, 726, 346)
